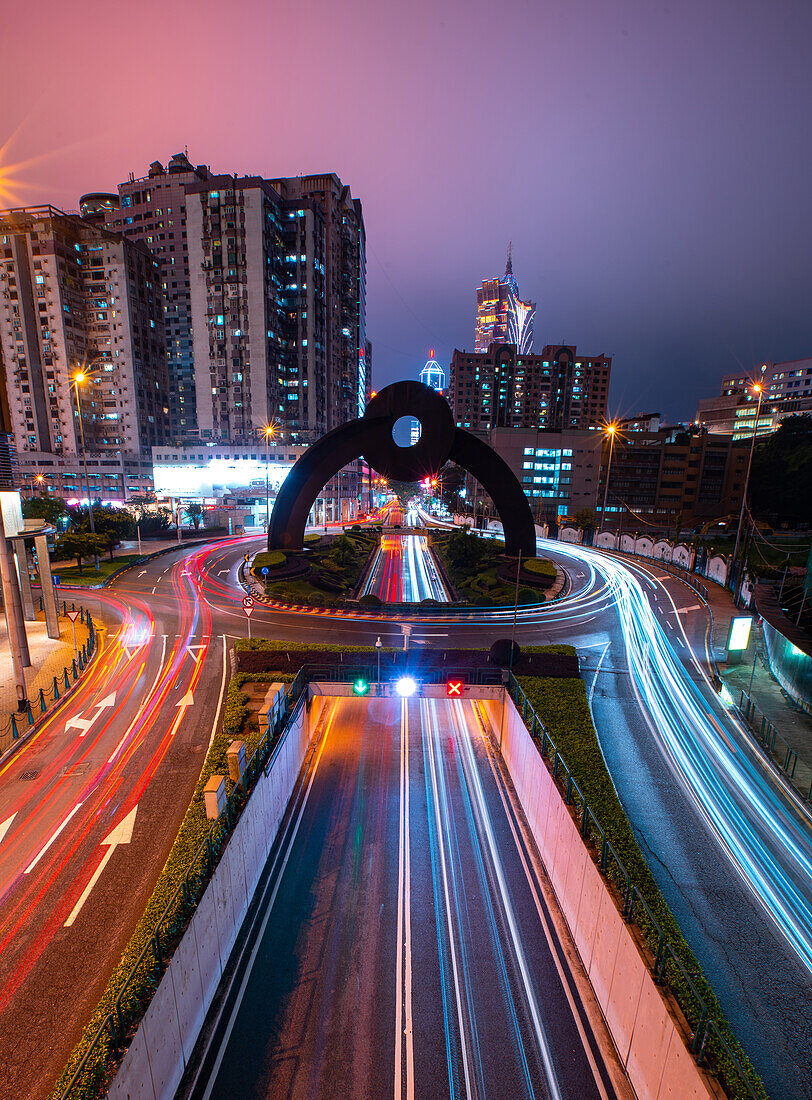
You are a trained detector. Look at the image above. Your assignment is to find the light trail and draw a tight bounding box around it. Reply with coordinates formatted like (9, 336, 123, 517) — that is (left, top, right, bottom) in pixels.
(545, 539, 812, 975)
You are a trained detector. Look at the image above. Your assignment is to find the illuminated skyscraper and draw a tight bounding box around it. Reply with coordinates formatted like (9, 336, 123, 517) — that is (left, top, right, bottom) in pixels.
(412, 349, 445, 443)
(474, 244, 535, 354)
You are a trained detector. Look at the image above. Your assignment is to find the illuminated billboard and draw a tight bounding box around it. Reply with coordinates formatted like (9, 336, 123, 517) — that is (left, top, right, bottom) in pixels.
(152, 457, 295, 499)
(727, 616, 753, 652)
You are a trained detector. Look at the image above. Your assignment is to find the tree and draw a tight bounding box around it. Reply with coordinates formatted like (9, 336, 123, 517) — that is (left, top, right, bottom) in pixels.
(22, 494, 68, 525)
(92, 509, 134, 560)
(53, 532, 107, 573)
(750, 415, 812, 525)
(186, 503, 203, 530)
(329, 534, 356, 569)
(445, 527, 488, 570)
(573, 507, 598, 531)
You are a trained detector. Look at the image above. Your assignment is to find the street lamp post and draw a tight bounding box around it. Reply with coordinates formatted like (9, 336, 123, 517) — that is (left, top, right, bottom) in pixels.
(732, 376, 765, 598)
(599, 424, 617, 534)
(73, 371, 99, 571)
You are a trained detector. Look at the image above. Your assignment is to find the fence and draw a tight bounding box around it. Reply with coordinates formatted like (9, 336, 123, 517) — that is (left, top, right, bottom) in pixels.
(57, 664, 759, 1100)
(0, 602, 96, 758)
(738, 688, 812, 803)
(503, 671, 760, 1100)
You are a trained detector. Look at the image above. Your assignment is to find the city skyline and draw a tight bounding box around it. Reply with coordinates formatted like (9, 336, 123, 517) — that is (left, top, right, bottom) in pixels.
(1, 0, 810, 426)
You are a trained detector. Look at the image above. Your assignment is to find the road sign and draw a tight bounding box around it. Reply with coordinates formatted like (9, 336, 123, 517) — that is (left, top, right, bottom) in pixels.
(243, 606, 253, 618)
(53, 575, 60, 586)
(446, 679, 465, 697)
(242, 595, 254, 608)
(65, 609, 80, 622)
(244, 553, 250, 563)
(261, 566, 269, 575)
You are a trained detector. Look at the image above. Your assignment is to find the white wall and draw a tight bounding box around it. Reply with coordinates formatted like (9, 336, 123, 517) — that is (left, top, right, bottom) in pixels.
(109, 697, 314, 1100)
(478, 695, 718, 1100)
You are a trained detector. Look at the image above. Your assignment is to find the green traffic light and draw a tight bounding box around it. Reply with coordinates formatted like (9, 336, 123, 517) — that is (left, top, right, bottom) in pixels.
(353, 679, 370, 696)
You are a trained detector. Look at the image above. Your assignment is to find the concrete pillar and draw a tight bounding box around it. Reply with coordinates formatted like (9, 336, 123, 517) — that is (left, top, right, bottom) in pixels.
(0, 513, 31, 707)
(14, 541, 36, 621)
(35, 534, 60, 641)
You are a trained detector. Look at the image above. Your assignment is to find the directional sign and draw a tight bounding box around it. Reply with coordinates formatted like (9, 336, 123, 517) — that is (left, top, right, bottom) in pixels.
(64, 805, 138, 927)
(53, 575, 60, 586)
(242, 595, 254, 608)
(261, 566, 269, 576)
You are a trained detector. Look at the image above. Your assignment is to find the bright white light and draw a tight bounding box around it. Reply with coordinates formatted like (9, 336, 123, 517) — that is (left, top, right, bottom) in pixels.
(728, 616, 753, 652)
(395, 676, 417, 697)
(153, 460, 294, 498)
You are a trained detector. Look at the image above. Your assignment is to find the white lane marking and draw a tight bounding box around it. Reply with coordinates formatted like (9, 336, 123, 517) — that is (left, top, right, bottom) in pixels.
(665, 620, 673, 631)
(151, 585, 157, 595)
(107, 634, 168, 764)
(422, 699, 473, 1099)
(453, 700, 563, 1100)
(0, 813, 17, 847)
(64, 805, 138, 927)
(25, 802, 84, 873)
(394, 697, 415, 1100)
(588, 641, 612, 708)
(199, 702, 337, 1100)
(208, 635, 230, 750)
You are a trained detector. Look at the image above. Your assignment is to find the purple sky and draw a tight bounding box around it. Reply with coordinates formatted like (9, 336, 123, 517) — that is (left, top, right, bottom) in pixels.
(2, 0, 811, 422)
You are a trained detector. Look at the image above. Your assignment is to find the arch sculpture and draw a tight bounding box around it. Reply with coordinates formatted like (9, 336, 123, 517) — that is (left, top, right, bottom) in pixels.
(267, 381, 536, 557)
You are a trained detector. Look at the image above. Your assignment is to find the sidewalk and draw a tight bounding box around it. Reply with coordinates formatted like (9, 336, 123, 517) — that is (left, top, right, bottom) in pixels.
(0, 608, 91, 758)
(703, 578, 812, 801)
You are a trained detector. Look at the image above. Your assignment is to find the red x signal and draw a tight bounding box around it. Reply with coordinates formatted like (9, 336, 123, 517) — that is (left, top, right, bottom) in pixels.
(446, 680, 464, 697)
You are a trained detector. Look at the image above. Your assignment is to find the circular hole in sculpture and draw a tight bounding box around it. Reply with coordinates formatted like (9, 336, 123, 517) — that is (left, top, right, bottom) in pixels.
(393, 416, 419, 447)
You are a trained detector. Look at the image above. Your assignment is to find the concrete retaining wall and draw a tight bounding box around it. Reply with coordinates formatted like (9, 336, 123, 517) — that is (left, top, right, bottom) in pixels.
(108, 697, 314, 1100)
(479, 695, 718, 1100)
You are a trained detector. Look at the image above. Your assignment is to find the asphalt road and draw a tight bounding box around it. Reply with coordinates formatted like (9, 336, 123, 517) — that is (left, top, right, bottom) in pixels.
(185, 696, 618, 1100)
(1, 529, 810, 1098)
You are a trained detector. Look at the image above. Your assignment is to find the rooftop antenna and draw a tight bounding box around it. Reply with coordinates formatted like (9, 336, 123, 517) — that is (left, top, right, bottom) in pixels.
(506, 240, 513, 275)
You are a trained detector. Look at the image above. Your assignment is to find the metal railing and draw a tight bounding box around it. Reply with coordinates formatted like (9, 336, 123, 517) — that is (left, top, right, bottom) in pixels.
(738, 688, 811, 803)
(0, 603, 96, 758)
(505, 672, 761, 1100)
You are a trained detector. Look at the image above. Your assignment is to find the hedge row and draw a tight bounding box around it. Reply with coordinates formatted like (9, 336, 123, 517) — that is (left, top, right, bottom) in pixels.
(522, 557, 557, 578)
(50, 670, 294, 1100)
(517, 674, 765, 1100)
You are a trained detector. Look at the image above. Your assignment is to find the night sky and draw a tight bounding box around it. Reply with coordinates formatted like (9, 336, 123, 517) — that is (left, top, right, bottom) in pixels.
(2, 0, 810, 423)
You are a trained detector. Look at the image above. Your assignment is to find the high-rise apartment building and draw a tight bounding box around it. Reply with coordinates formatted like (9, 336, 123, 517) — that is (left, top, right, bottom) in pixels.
(696, 358, 812, 438)
(474, 247, 535, 354)
(0, 206, 168, 499)
(449, 343, 610, 432)
(104, 153, 212, 442)
(267, 173, 367, 431)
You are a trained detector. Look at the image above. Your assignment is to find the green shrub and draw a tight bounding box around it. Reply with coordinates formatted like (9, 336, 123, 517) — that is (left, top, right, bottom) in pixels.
(524, 557, 556, 578)
(358, 592, 382, 607)
(517, 587, 537, 603)
(304, 533, 321, 545)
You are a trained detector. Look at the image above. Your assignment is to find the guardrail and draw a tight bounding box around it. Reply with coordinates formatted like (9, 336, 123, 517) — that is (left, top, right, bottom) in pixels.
(505, 671, 760, 1100)
(0, 602, 96, 759)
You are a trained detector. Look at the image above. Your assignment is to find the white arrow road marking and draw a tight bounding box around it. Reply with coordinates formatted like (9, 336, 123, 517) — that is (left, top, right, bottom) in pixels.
(65, 715, 94, 735)
(25, 803, 84, 873)
(66, 692, 117, 738)
(217, 569, 229, 575)
(175, 691, 194, 708)
(0, 813, 17, 847)
(138, 570, 147, 577)
(676, 604, 703, 614)
(64, 805, 138, 927)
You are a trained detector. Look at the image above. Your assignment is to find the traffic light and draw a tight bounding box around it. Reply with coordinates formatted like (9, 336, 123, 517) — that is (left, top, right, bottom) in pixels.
(353, 678, 370, 696)
(446, 679, 464, 697)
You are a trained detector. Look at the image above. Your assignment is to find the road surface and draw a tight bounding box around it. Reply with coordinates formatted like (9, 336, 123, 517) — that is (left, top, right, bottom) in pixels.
(185, 696, 620, 1100)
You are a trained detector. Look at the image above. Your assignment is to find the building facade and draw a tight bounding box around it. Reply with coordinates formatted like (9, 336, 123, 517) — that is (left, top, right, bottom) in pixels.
(489, 427, 602, 521)
(598, 428, 750, 529)
(104, 153, 213, 442)
(449, 343, 610, 432)
(474, 248, 535, 354)
(0, 205, 168, 500)
(697, 359, 812, 439)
